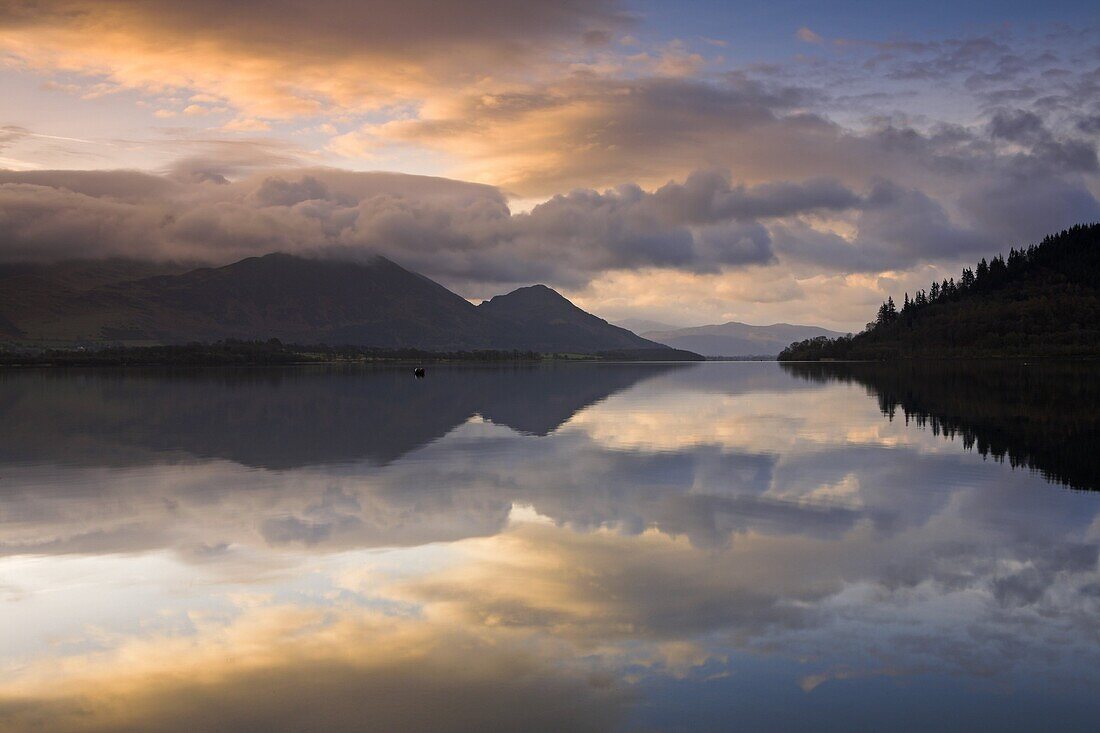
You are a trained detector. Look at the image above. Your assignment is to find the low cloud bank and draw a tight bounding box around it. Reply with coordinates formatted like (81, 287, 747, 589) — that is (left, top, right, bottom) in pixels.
(3, 157, 1094, 293)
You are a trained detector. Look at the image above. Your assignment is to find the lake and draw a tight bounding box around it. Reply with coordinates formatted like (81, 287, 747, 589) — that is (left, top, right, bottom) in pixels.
(1, 361, 1099, 732)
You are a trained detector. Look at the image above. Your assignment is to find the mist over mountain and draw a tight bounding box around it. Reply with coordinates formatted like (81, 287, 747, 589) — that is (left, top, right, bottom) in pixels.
(642, 322, 845, 357)
(0, 253, 697, 357)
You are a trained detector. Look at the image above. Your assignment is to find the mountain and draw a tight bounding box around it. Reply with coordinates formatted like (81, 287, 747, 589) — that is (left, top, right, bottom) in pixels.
(779, 223, 1100, 360)
(642, 322, 845, 357)
(0, 253, 700, 357)
(0, 259, 194, 339)
(478, 284, 669, 354)
(3, 253, 490, 349)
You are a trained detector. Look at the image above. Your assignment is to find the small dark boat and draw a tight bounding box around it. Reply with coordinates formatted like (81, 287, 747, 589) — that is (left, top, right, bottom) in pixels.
(413, 367, 425, 378)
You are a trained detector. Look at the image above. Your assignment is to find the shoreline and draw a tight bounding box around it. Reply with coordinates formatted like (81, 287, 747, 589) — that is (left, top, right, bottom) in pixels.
(0, 342, 703, 368)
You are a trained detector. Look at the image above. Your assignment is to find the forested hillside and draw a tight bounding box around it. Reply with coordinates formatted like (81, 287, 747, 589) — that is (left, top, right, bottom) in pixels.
(779, 224, 1100, 360)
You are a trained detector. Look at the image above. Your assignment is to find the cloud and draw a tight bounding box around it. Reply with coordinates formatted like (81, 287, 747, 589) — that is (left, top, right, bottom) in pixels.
(0, 126, 30, 149)
(0, 0, 632, 119)
(818, 180, 995, 270)
(987, 108, 1098, 173)
(0, 167, 874, 287)
(988, 109, 1047, 143)
(796, 27, 824, 45)
(345, 74, 825, 195)
(2, 142, 1096, 297)
(336, 71, 1099, 259)
(959, 169, 1100, 245)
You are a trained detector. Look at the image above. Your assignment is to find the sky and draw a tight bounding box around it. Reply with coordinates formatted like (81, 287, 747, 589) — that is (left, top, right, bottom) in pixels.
(1, 0, 1098, 330)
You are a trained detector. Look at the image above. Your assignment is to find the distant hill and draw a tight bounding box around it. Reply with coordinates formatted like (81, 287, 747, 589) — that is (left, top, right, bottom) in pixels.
(642, 321, 844, 357)
(779, 224, 1100, 360)
(614, 317, 683, 334)
(0, 253, 700, 357)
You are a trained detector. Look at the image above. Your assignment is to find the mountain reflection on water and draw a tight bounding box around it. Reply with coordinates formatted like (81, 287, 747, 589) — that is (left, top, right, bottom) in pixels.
(0, 363, 685, 468)
(1, 362, 1098, 732)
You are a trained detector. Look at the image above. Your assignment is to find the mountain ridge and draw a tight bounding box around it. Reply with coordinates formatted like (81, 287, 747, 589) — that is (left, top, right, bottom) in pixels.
(479, 284, 663, 353)
(642, 320, 845, 357)
(0, 253, 699, 357)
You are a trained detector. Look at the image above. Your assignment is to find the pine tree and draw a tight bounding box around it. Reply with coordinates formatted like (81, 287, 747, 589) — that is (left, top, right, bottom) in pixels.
(976, 258, 990, 284)
(1007, 247, 1024, 273)
(990, 254, 1007, 282)
(961, 268, 975, 289)
(875, 302, 887, 327)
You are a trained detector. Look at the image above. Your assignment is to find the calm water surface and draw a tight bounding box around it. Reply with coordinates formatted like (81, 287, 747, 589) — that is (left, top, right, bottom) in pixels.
(1, 361, 1099, 732)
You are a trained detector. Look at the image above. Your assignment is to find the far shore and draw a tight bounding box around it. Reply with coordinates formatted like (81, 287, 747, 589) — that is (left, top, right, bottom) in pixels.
(0, 340, 705, 367)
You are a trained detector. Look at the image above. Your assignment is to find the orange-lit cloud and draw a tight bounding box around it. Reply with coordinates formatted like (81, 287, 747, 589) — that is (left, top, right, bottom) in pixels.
(0, 0, 631, 119)
(336, 75, 830, 195)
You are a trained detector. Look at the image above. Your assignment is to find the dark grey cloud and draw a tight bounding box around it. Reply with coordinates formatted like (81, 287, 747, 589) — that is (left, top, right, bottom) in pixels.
(771, 181, 999, 273)
(507, 171, 858, 278)
(987, 109, 1098, 173)
(989, 109, 1046, 143)
(2, 148, 1097, 287)
(647, 170, 860, 222)
(959, 170, 1100, 245)
(1077, 115, 1100, 135)
(0, 167, 869, 286)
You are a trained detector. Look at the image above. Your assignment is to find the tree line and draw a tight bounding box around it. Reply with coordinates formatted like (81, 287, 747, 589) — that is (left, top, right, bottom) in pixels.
(0, 340, 545, 367)
(779, 223, 1100, 360)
